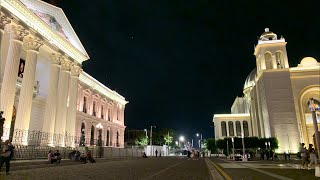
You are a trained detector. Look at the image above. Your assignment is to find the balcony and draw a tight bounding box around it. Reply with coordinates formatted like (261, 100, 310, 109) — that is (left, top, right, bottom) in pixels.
(16, 77, 39, 97)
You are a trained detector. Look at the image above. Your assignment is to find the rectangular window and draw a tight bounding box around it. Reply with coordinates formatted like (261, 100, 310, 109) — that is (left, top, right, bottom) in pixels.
(93, 101, 96, 116)
(101, 105, 104, 119)
(83, 96, 87, 113)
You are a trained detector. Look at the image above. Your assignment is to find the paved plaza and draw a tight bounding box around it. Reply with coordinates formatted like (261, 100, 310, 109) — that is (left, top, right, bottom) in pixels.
(0, 157, 319, 179)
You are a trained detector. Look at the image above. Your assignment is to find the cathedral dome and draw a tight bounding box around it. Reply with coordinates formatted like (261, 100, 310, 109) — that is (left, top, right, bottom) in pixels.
(243, 68, 257, 91)
(299, 57, 319, 67)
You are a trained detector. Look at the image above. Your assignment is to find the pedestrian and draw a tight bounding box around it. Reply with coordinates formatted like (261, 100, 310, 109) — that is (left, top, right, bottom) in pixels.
(261, 150, 264, 160)
(155, 149, 158, 157)
(0, 140, 13, 175)
(308, 144, 317, 169)
(300, 143, 309, 169)
(54, 150, 61, 164)
(269, 149, 274, 160)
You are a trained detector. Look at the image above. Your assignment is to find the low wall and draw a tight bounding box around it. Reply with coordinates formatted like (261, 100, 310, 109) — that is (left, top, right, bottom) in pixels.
(12, 146, 144, 160)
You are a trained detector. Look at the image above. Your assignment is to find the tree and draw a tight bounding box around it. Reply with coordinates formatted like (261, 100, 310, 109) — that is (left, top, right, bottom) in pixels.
(164, 133, 173, 145)
(135, 136, 148, 146)
(206, 138, 217, 153)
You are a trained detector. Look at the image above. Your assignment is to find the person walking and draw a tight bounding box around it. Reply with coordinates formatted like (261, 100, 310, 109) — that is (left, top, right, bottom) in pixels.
(155, 149, 158, 157)
(0, 140, 13, 175)
(308, 144, 317, 169)
(301, 143, 309, 169)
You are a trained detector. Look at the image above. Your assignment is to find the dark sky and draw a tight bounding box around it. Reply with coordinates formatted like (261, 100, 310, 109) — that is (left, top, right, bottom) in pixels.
(55, 0, 320, 140)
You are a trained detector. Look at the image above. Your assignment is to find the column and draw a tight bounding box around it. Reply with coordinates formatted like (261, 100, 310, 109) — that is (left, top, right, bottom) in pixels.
(65, 64, 81, 147)
(0, 13, 11, 81)
(42, 53, 62, 146)
(240, 120, 244, 137)
(54, 58, 71, 146)
(226, 121, 229, 137)
(14, 36, 42, 145)
(0, 24, 28, 140)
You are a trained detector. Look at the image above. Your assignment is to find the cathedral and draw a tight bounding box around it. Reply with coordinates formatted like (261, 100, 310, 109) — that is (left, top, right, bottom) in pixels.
(214, 28, 320, 153)
(0, 0, 127, 147)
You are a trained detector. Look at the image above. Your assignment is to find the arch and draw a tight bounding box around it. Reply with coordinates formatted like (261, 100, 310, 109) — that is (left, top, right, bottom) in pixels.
(221, 121, 227, 137)
(116, 130, 120, 147)
(298, 85, 320, 145)
(276, 51, 284, 68)
(264, 51, 273, 69)
(90, 125, 95, 145)
(228, 121, 234, 136)
(106, 128, 110, 146)
(236, 121, 241, 136)
(243, 121, 249, 137)
(79, 122, 86, 146)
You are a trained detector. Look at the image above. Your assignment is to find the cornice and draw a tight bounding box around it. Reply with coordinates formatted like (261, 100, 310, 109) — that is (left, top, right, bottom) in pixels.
(0, 0, 89, 63)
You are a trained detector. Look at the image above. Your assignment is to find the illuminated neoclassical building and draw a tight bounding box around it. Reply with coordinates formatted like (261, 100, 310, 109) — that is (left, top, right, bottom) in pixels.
(0, 0, 127, 147)
(214, 28, 320, 153)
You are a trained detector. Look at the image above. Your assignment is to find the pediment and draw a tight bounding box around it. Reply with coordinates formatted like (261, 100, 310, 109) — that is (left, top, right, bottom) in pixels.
(20, 0, 88, 58)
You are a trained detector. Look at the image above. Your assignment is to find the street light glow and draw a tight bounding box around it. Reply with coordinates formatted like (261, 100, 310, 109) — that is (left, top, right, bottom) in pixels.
(179, 136, 185, 142)
(196, 133, 199, 137)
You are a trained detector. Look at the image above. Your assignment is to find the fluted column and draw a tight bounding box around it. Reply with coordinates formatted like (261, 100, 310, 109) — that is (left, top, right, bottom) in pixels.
(41, 54, 61, 146)
(14, 36, 43, 145)
(0, 25, 28, 140)
(0, 13, 11, 82)
(65, 64, 81, 147)
(54, 58, 71, 146)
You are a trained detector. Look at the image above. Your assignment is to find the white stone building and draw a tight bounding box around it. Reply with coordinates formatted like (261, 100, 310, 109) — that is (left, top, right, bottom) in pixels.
(0, 0, 127, 148)
(214, 28, 320, 153)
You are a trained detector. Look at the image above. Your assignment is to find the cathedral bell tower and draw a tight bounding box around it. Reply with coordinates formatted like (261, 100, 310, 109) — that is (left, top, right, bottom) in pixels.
(254, 28, 289, 75)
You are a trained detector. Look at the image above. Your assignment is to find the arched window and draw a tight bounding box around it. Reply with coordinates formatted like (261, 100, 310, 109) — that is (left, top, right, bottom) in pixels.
(116, 131, 120, 147)
(106, 129, 110, 146)
(236, 121, 241, 136)
(264, 52, 272, 69)
(221, 121, 227, 137)
(90, 125, 95, 145)
(276, 51, 284, 68)
(228, 121, 234, 136)
(243, 121, 249, 137)
(79, 123, 85, 146)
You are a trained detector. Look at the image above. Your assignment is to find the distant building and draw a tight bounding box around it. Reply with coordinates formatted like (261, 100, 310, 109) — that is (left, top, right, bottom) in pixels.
(0, 0, 127, 147)
(213, 28, 320, 153)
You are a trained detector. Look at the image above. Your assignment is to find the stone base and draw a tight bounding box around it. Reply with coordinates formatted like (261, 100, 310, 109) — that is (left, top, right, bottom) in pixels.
(315, 166, 320, 177)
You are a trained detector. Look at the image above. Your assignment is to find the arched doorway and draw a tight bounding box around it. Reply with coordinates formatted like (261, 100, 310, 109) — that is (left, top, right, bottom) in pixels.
(90, 125, 95, 145)
(116, 131, 119, 147)
(298, 86, 320, 145)
(79, 123, 85, 146)
(106, 129, 110, 146)
(97, 128, 102, 146)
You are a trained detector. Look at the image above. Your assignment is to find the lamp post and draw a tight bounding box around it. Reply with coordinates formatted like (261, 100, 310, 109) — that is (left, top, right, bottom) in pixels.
(196, 133, 203, 152)
(179, 136, 185, 148)
(226, 140, 229, 158)
(241, 133, 247, 161)
(308, 98, 320, 177)
(96, 123, 103, 158)
(231, 137, 235, 160)
(150, 126, 156, 156)
(144, 129, 148, 139)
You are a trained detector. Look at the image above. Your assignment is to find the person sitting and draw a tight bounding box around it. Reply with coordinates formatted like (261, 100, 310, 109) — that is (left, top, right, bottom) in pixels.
(48, 150, 57, 164)
(80, 152, 87, 164)
(142, 152, 148, 158)
(86, 151, 96, 163)
(54, 150, 61, 164)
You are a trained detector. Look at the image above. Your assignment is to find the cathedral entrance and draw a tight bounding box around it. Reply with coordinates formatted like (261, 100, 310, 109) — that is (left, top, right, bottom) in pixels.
(299, 86, 320, 145)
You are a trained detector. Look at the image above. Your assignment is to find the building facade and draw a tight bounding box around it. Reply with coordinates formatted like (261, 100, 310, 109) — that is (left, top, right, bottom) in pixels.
(0, 0, 127, 147)
(214, 28, 320, 153)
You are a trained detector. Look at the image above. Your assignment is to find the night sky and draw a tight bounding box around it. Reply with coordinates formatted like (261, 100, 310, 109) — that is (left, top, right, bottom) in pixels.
(54, 0, 320, 140)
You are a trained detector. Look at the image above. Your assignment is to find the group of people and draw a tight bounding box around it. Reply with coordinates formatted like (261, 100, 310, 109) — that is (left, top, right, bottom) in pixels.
(300, 143, 317, 169)
(68, 150, 96, 163)
(0, 140, 14, 175)
(259, 149, 274, 160)
(48, 150, 62, 164)
(187, 149, 200, 160)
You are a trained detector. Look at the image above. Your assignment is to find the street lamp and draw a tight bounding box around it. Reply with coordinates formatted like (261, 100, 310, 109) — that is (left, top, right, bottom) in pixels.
(150, 126, 156, 156)
(144, 129, 148, 138)
(179, 136, 185, 148)
(96, 123, 103, 146)
(308, 98, 320, 177)
(196, 133, 203, 152)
